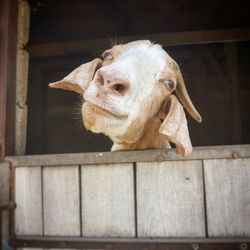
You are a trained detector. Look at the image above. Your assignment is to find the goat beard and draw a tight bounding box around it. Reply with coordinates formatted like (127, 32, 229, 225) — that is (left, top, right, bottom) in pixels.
(82, 101, 152, 144)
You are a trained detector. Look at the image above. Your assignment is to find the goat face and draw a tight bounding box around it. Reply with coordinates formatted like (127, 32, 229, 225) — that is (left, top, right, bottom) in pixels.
(49, 40, 202, 156)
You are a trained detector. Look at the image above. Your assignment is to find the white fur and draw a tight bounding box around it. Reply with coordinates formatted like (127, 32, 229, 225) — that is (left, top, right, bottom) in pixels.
(83, 40, 171, 143)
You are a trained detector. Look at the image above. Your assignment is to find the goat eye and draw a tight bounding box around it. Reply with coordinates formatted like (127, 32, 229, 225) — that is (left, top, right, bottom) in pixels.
(163, 79, 175, 91)
(102, 51, 112, 60)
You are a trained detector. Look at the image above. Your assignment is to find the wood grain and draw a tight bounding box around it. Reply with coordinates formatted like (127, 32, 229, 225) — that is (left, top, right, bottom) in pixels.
(15, 167, 43, 235)
(137, 160, 205, 237)
(0, 162, 10, 240)
(6, 144, 250, 167)
(81, 163, 135, 237)
(43, 166, 80, 236)
(0, 0, 18, 157)
(204, 158, 250, 236)
(27, 28, 250, 58)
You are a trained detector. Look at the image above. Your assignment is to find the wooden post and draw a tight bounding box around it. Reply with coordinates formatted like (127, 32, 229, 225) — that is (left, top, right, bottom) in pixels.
(0, 0, 18, 158)
(0, 0, 7, 159)
(225, 43, 241, 144)
(15, 0, 30, 155)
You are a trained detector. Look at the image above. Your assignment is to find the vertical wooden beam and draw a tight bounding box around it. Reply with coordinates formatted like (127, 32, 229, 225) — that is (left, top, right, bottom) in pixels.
(0, 163, 10, 241)
(5, 0, 18, 155)
(26, 61, 47, 154)
(0, 0, 7, 159)
(0, 0, 18, 158)
(15, 0, 30, 155)
(189, 47, 208, 145)
(225, 43, 241, 144)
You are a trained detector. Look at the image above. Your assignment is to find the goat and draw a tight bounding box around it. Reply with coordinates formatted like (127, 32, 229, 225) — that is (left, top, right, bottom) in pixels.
(49, 40, 202, 156)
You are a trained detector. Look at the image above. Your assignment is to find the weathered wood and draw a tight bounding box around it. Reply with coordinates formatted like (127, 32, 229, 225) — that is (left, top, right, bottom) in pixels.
(15, 104, 27, 155)
(204, 158, 250, 237)
(27, 28, 250, 58)
(137, 160, 205, 237)
(43, 166, 80, 236)
(81, 163, 135, 237)
(11, 235, 250, 244)
(10, 235, 250, 250)
(2, 0, 18, 156)
(15, 0, 30, 155)
(225, 42, 242, 144)
(0, 162, 10, 241)
(0, 0, 18, 158)
(6, 144, 250, 167)
(15, 166, 43, 235)
(0, 1, 6, 159)
(26, 61, 47, 154)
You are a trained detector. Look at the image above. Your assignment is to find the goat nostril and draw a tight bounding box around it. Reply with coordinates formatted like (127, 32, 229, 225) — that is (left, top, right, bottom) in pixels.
(96, 72, 104, 85)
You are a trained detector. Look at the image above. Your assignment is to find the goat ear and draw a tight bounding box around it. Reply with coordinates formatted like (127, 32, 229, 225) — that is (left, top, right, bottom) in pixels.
(49, 58, 102, 95)
(159, 95, 192, 156)
(173, 62, 202, 123)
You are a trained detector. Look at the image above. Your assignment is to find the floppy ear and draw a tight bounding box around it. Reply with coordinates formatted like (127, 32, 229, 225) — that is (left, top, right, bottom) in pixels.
(49, 58, 102, 95)
(159, 95, 192, 157)
(167, 59, 202, 123)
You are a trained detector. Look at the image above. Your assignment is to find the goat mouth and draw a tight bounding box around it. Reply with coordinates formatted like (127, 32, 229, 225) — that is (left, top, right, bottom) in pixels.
(84, 101, 127, 119)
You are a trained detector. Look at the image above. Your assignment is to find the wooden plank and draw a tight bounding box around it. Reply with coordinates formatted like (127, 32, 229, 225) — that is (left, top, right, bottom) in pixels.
(0, 0, 18, 158)
(81, 163, 135, 237)
(9, 234, 250, 250)
(15, 166, 43, 235)
(12, 235, 250, 244)
(10, 236, 250, 250)
(26, 61, 47, 154)
(0, 0, 6, 159)
(11, 236, 250, 250)
(225, 42, 242, 144)
(27, 28, 250, 58)
(0, 162, 10, 241)
(6, 144, 250, 167)
(5, 0, 18, 156)
(15, 0, 30, 155)
(43, 166, 80, 236)
(2, 0, 18, 156)
(137, 160, 205, 237)
(204, 158, 250, 237)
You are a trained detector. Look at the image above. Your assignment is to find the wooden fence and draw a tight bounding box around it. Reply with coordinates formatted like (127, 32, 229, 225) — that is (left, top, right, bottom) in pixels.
(5, 144, 250, 249)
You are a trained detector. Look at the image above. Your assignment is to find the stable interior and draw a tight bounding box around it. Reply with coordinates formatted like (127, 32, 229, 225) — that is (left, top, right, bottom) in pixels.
(26, 0, 250, 154)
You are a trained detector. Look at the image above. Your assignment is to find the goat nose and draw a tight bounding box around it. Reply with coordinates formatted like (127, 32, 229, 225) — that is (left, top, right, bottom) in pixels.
(97, 71, 129, 95)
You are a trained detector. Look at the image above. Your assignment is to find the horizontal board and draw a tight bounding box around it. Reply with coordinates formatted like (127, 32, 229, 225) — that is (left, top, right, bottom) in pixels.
(13, 235, 250, 244)
(6, 144, 250, 167)
(137, 160, 205, 237)
(15, 167, 43, 235)
(43, 166, 80, 236)
(81, 163, 135, 237)
(12, 236, 250, 250)
(28, 28, 250, 58)
(204, 158, 250, 237)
